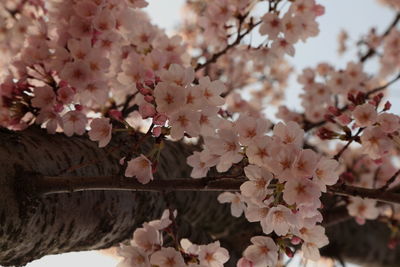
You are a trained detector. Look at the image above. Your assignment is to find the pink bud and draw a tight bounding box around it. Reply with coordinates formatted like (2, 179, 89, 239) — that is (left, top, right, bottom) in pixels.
(291, 236, 302, 245)
(285, 247, 294, 258)
(138, 86, 152, 95)
(328, 106, 341, 116)
(336, 113, 351, 126)
(152, 126, 162, 137)
(139, 103, 156, 119)
(109, 109, 123, 120)
(384, 101, 392, 111)
(313, 4, 325, 16)
(59, 80, 69, 87)
(153, 113, 168, 125)
(237, 257, 253, 267)
(144, 95, 154, 103)
(54, 103, 64, 113)
(144, 79, 155, 88)
(144, 69, 155, 80)
(74, 104, 83, 111)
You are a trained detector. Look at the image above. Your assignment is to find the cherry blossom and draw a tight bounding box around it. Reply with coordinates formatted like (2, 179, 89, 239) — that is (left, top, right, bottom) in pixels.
(347, 197, 380, 224)
(125, 155, 154, 184)
(261, 205, 297, 236)
(62, 110, 88, 137)
(88, 118, 112, 147)
(198, 241, 229, 267)
(241, 165, 273, 201)
(117, 245, 150, 267)
(352, 103, 378, 127)
(243, 236, 278, 267)
(149, 247, 186, 267)
(217, 192, 245, 218)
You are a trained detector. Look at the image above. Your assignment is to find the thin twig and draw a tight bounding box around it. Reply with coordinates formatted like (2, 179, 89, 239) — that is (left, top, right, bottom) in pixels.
(379, 169, 400, 191)
(333, 127, 364, 160)
(360, 12, 400, 63)
(194, 20, 262, 72)
(329, 183, 400, 205)
(304, 73, 400, 132)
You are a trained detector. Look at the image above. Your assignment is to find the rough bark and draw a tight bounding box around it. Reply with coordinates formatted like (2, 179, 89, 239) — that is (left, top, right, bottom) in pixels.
(0, 127, 247, 266)
(0, 127, 399, 267)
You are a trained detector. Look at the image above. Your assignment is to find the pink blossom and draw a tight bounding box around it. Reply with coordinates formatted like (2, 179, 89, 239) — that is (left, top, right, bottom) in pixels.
(243, 236, 278, 267)
(93, 9, 116, 32)
(154, 82, 186, 115)
(217, 192, 245, 217)
(246, 136, 275, 168)
(125, 155, 154, 184)
(360, 126, 392, 159)
(273, 121, 304, 147)
(259, 13, 282, 39)
(198, 107, 220, 137)
(168, 108, 200, 140)
(198, 241, 229, 267)
(313, 157, 340, 192)
(88, 118, 112, 148)
(60, 60, 93, 90)
(36, 110, 61, 134)
(57, 86, 75, 105)
(282, 14, 302, 43)
(292, 149, 318, 178)
(283, 177, 321, 205)
(159, 64, 194, 87)
(347, 197, 380, 223)
(31, 86, 56, 109)
(352, 103, 378, 127)
(132, 223, 161, 252)
(198, 76, 226, 107)
(297, 226, 329, 261)
(149, 247, 185, 267)
(241, 165, 273, 201)
(62, 110, 88, 137)
(236, 114, 269, 145)
(187, 151, 211, 179)
(244, 202, 270, 223)
(377, 113, 400, 133)
(204, 129, 243, 172)
(261, 205, 297, 236)
(117, 245, 150, 267)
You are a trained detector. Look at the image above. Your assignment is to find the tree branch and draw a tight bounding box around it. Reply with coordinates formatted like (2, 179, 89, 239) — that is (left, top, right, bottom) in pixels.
(195, 20, 261, 72)
(329, 184, 400, 204)
(360, 12, 400, 63)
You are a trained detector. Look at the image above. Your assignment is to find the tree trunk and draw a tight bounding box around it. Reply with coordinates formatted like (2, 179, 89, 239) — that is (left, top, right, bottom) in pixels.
(0, 127, 398, 267)
(0, 127, 246, 266)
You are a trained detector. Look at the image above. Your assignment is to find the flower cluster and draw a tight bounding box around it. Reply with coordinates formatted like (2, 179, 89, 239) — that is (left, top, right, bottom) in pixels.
(188, 120, 338, 263)
(117, 210, 229, 267)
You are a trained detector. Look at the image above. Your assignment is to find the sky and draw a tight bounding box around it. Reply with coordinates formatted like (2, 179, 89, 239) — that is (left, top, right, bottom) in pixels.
(25, 0, 397, 266)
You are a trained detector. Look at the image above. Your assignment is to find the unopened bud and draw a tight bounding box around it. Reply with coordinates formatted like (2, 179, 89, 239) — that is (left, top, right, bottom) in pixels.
(285, 247, 294, 258)
(328, 106, 341, 116)
(384, 101, 392, 111)
(291, 236, 302, 245)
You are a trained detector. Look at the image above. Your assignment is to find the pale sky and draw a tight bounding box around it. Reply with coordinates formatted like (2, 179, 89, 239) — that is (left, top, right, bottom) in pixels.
(25, 1, 396, 266)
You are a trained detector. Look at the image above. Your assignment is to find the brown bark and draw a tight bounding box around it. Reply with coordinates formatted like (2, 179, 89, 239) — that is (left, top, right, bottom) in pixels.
(1, 127, 400, 267)
(0, 127, 247, 266)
